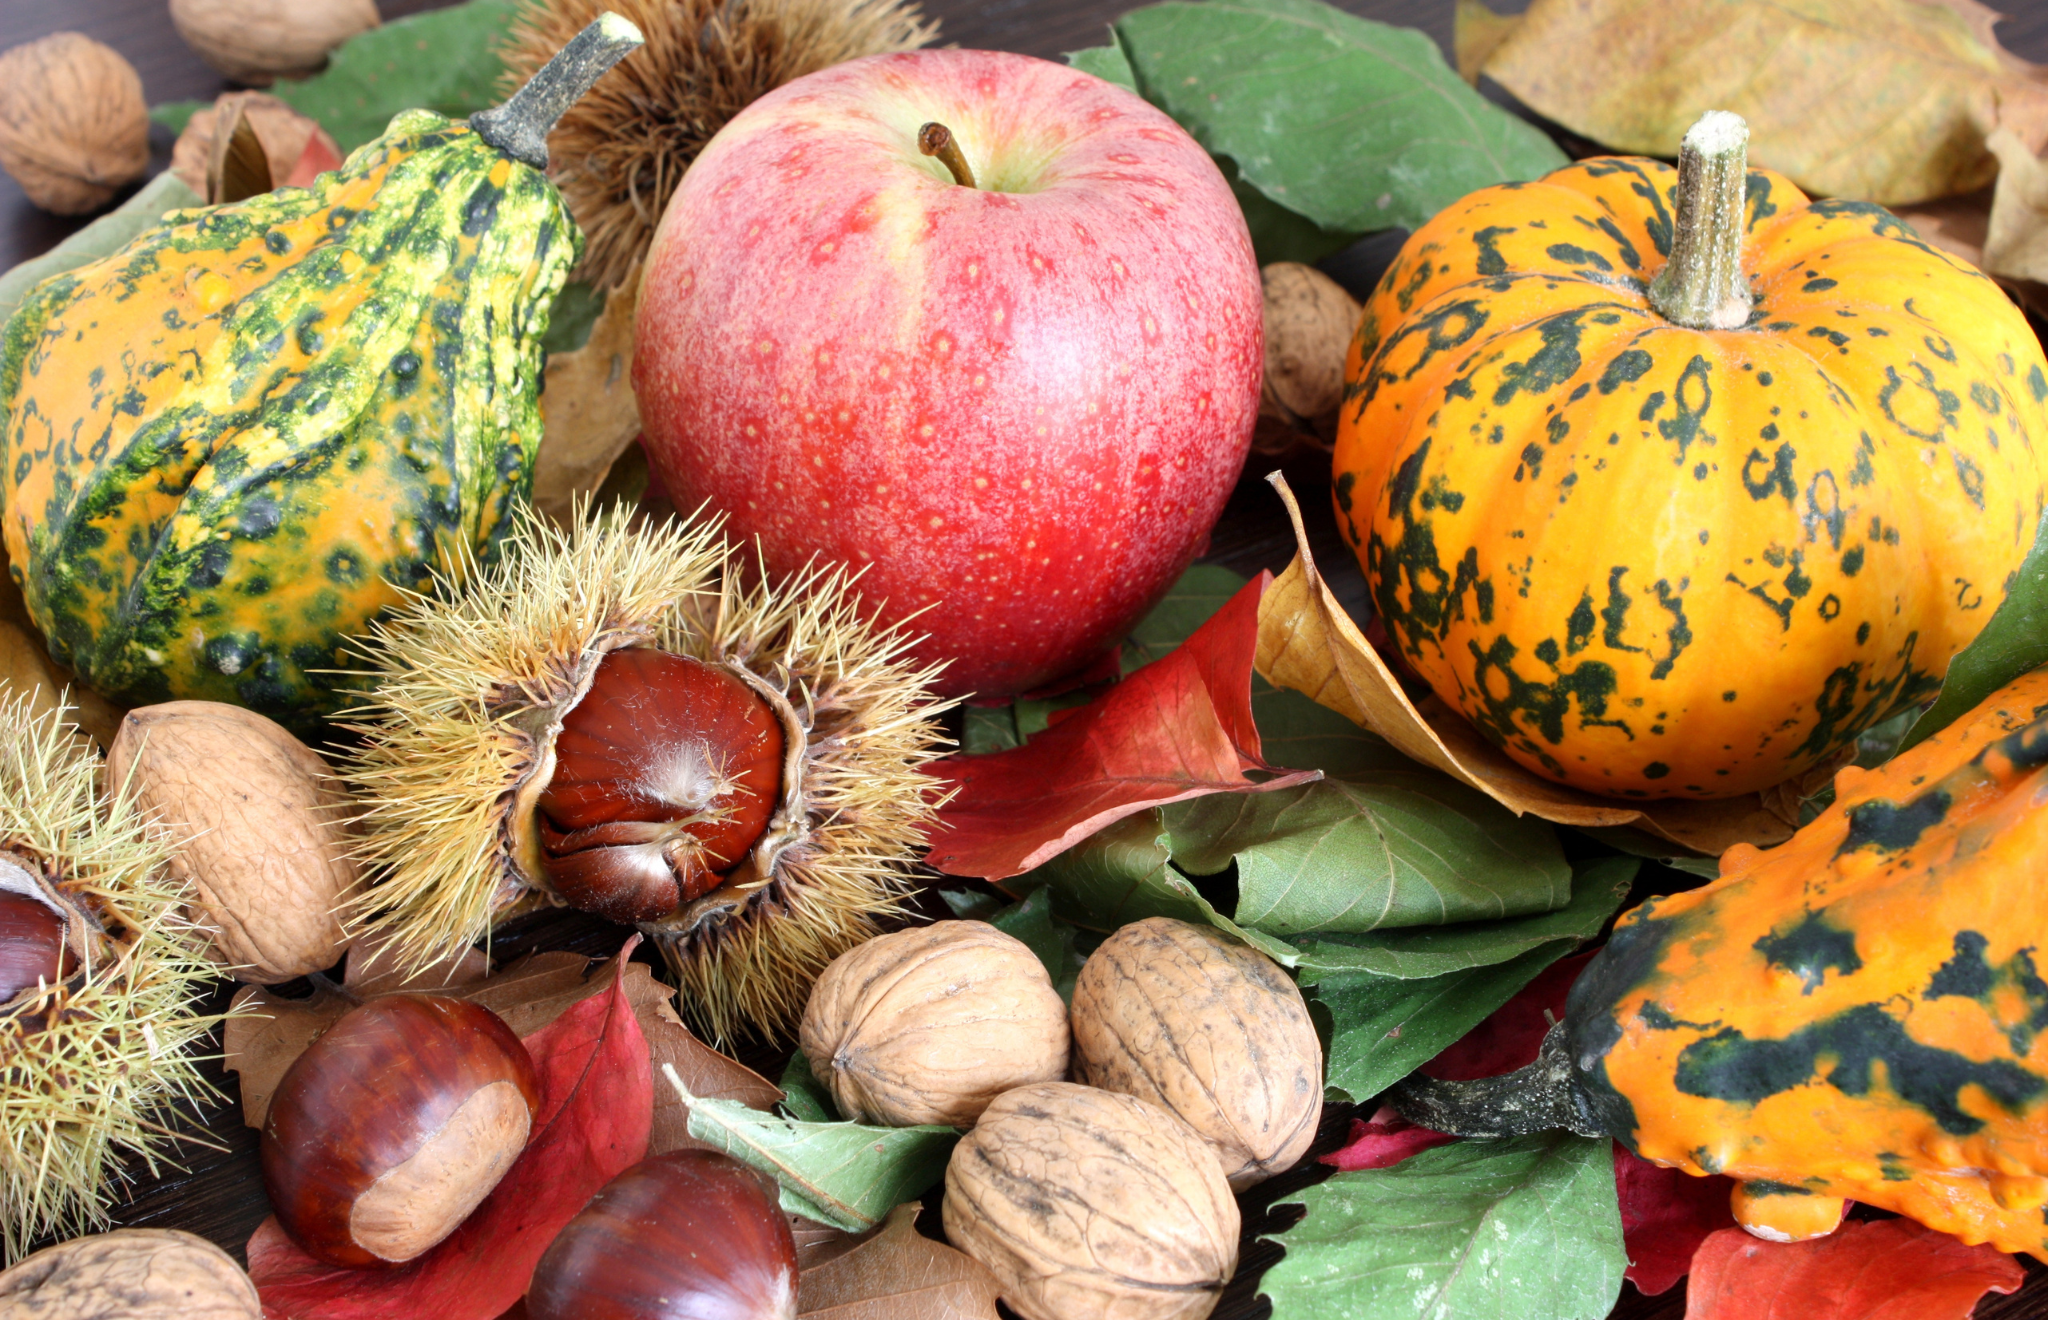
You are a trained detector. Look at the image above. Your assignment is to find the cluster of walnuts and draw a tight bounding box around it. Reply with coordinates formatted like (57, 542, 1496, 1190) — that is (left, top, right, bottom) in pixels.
(800, 913, 1325, 1320)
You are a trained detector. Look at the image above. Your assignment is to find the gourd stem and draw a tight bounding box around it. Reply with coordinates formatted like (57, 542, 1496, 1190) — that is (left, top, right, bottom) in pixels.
(918, 122, 978, 189)
(1386, 1022, 1607, 1139)
(1646, 110, 1754, 332)
(472, 13, 645, 171)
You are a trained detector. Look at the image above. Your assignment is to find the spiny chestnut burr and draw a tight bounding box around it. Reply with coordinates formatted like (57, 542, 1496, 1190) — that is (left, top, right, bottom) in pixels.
(261, 994, 540, 1268)
(525, 1150, 797, 1320)
(539, 648, 785, 924)
(0, 886, 71, 1004)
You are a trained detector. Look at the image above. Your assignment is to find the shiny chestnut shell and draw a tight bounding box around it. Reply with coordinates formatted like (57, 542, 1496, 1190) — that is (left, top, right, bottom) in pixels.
(526, 1150, 797, 1320)
(0, 889, 69, 1003)
(261, 994, 540, 1268)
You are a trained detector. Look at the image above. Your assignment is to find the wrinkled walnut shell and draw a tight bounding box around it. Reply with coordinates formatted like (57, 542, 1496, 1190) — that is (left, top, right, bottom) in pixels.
(1254, 262, 1362, 453)
(168, 0, 380, 85)
(801, 921, 1068, 1127)
(943, 1082, 1238, 1320)
(1070, 917, 1322, 1189)
(0, 1228, 261, 1319)
(0, 33, 148, 215)
(107, 702, 357, 983)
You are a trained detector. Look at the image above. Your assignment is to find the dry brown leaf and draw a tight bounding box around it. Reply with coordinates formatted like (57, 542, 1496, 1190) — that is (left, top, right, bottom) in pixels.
(226, 941, 779, 1132)
(1985, 126, 2048, 281)
(0, 539, 125, 748)
(1897, 186, 1995, 266)
(797, 1203, 1001, 1320)
(794, 1216, 872, 1272)
(532, 270, 643, 526)
(170, 92, 342, 203)
(1453, 0, 1520, 83)
(1463, 0, 2048, 206)
(1254, 475, 1811, 856)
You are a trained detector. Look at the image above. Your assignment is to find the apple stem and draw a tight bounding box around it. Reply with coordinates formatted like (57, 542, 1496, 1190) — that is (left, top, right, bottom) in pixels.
(918, 122, 978, 189)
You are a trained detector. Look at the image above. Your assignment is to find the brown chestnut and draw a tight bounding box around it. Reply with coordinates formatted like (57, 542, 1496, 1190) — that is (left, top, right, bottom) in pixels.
(525, 1150, 797, 1320)
(261, 993, 540, 1267)
(0, 887, 70, 1004)
(538, 648, 785, 924)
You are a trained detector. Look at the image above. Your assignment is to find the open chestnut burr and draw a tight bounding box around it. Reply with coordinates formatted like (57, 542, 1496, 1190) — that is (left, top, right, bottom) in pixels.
(260, 994, 540, 1267)
(525, 1149, 797, 1320)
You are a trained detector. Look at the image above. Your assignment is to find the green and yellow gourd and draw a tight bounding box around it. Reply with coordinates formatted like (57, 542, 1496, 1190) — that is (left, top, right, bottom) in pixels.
(1332, 110, 2048, 799)
(0, 17, 643, 726)
(1396, 664, 2048, 1257)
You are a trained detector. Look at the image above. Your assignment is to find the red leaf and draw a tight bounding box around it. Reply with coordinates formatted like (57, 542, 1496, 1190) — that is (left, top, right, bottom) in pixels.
(924, 573, 1319, 880)
(1320, 1105, 1459, 1171)
(248, 953, 654, 1320)
(1420, 949, 1595, 1081)
(1684, 1219, 2023, 1320)
(1615, 1145, 1736, 1296)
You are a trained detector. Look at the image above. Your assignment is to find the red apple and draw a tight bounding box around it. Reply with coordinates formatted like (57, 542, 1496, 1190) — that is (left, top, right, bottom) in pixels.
(635, 49, 1262, 698)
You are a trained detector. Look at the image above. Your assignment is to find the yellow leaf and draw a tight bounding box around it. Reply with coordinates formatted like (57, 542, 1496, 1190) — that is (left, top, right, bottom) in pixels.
(1453, 0, 1521, 85)
(1475, 0, 2048, 205)
(1254, 474, 1825, 856)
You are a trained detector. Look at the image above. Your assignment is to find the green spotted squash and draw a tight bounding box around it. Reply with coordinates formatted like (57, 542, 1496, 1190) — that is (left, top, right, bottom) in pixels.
(1332, 111, 2048, 799)
(0, 17, 643, 727)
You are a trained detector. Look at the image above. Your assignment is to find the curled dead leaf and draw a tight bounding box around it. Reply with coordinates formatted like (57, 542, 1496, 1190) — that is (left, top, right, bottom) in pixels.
(797, 1203, 1000, 1319)
(532, 270, 644, 525)
(1460, 0, 2048, 206)
(1254, 474, 1830, 854)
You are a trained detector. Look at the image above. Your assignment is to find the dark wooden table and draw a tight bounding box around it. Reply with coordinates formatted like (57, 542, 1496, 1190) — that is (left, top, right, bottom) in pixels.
(9, 1, 2048, 1317)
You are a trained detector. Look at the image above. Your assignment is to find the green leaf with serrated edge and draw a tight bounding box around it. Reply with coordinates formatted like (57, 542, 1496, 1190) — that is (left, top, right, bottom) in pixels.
(1066, 39, 1138, 91)
(1294, 857, 1636, 982)
(777, 1050, 835, 1124)
(961, 705, 1023, 754)
(1019, 809, 1299, 966)
(667, 1066, 957, 1232)
(989, 885, 1082, 1003)
(1114, 0, 1567, 236)
(274, 0, 523, 152)
(938, 887, 1007, 922)
(1121, 563, 1249, 673)
(1250, 679, 1414, 778)
(1573, 826, 1719, 879)
(540, 280, 606, 357)
(0, 173, 203, 331)
(1312, 941, 1569, 1102)
(1900, 521, 2048, 748)
(1169, 772, 1571, 937)
(1259, 1133, 1625, 1320)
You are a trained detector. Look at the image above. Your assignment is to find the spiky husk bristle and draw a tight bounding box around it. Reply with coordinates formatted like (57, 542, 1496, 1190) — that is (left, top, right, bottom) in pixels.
(498, 0, 937, 289)
(339, 504, 953, 1043)
(0, 689, 218, 1263)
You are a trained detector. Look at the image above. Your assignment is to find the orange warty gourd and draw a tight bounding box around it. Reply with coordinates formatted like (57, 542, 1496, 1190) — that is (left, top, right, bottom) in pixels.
(1332, 111, 2048, 799)
(1395, 664, 2048, 1257)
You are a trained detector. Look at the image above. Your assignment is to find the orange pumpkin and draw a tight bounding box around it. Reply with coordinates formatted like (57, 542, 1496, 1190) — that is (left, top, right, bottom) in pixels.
(1332, 113, 2047, 799)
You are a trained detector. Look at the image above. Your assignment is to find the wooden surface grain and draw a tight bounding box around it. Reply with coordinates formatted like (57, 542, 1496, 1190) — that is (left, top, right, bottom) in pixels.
(6, 0, 2048, 1316)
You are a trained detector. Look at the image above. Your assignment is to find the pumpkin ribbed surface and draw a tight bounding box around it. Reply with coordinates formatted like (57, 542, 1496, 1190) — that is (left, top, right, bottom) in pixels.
(0, 109, 574, 724)
(1333, 157, 2048, 798)
(1565, 666, 2048, 1255)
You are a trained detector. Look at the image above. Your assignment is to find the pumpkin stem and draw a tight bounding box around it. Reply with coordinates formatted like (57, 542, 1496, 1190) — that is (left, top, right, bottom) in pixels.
(472, 13, 645, 171)
(1647, 110, 1755, 332)
(1386, 1022, 1609, 1139)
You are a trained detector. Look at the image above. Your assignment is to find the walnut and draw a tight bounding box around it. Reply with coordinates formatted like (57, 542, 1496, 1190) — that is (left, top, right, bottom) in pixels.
(943, 1082, 1238, 1320)
(1070, 917, 1322, 1189)
(0, 34, 148, 216)
(107, 703, 358, 983)
(168, 0, 380, 86)
(1253, 261, 1363, 454)
(800, 921, 1068, 1127)
(0, 1228, 261, 1319)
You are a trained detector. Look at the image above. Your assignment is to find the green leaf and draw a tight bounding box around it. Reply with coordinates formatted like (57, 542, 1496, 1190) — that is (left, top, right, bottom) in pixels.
(1122, 563, 1249, 672)
(1067, 39, 1138, 91)
(669, 1067, 958, 1232)
(540, 280, 607, 357)
(937, 887, 1008, 922)
(150, 101, 206, 135)
(777, 1049, 835, 1124)
(1293, 857, 1637, 982)
(0, 173, 204, 330)
(1260, 1133, 1626, 1320)
(1572, 827, 1719, 879)
(1168, 772, 1572, 936)
(1312, 941, 1570, 1102)
(989, 885, 1083, 1003)
(1023, 809, 1299, 965)
(1114, 0, 1568, 236)
(274, 0, 523, 152)
(1901, 516, 2048, 750)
